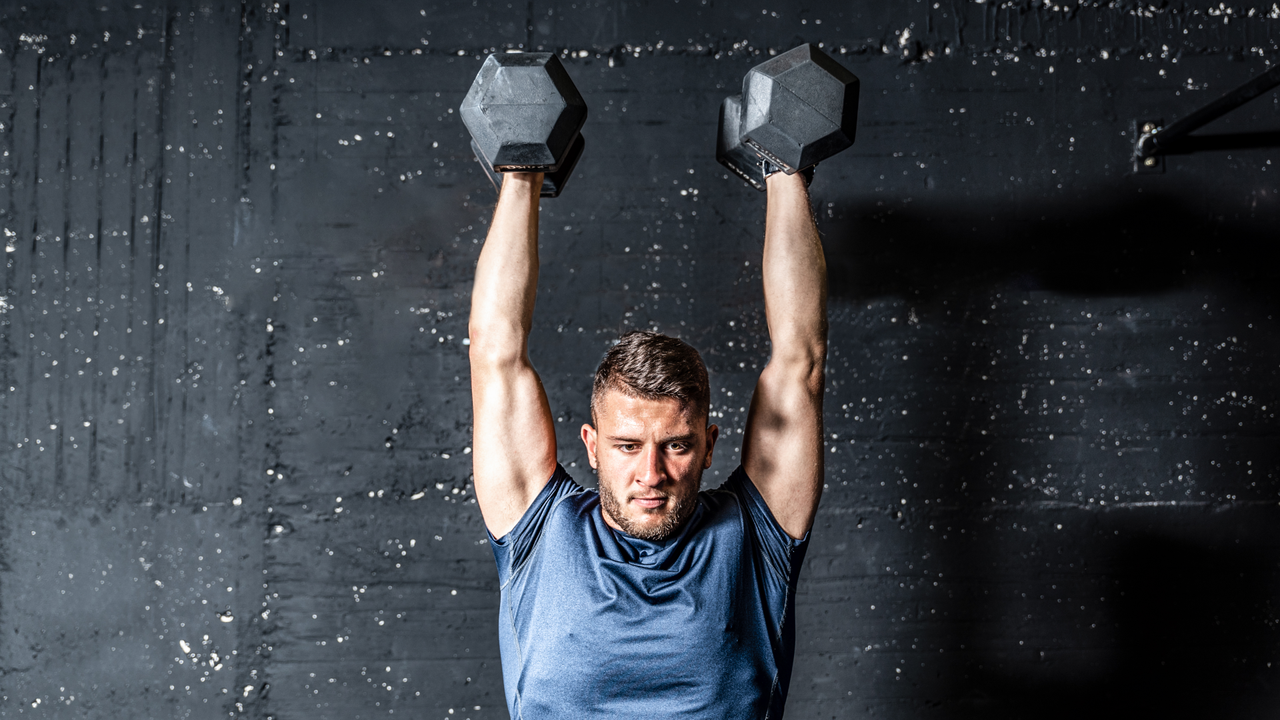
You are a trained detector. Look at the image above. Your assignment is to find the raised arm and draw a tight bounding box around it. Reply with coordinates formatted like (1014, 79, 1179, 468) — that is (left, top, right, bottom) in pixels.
(469, 173, 558, 538)
(741, 171, 829, 539)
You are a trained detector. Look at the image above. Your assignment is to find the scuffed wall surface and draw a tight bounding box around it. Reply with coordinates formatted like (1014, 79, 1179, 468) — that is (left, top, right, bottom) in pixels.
(1, 1, 1278, 718)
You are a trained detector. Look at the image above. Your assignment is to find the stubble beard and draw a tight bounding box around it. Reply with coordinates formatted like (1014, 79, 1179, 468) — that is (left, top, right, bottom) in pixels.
(598, 472, 701, 542)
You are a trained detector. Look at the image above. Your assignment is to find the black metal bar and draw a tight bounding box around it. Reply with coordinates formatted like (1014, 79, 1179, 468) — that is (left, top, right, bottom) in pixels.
(1136, 64, 1280, 158)
(1158, 130, 1280, 155)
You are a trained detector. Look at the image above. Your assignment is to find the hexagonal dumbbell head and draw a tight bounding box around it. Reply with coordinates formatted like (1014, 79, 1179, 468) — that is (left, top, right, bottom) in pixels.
(740, 44, 859, 173)
(460, 53, 588, 171)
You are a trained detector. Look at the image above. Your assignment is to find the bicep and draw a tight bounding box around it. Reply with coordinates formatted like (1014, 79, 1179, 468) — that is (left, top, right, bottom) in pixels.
(741, 359, 824, 539)
(470, 357, 558, 538)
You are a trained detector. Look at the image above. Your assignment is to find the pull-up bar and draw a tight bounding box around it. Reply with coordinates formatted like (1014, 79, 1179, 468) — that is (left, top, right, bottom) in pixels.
(1134, 64, 1280, 169)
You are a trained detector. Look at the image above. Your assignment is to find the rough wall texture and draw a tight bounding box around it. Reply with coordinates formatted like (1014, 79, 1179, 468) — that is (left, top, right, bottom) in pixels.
(1, 1, 1279, 718)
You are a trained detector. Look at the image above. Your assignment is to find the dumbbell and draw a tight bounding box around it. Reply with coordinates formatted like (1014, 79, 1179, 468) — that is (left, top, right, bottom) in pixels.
(460, 52, 588, 198)
(717, 44, 860, 190)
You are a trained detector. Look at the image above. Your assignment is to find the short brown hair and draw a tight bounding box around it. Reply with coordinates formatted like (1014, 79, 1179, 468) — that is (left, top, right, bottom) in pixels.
(591, 331, 710, 422)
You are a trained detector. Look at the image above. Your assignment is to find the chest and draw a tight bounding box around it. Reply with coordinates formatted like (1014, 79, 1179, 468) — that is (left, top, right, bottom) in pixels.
(497, 496, 783, 716)
(510, 505, 761, 646)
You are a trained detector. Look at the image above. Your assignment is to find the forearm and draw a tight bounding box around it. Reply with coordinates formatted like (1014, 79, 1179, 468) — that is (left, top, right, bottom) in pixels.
(762, 172, 828, 373)
(469, 173, 543, 361)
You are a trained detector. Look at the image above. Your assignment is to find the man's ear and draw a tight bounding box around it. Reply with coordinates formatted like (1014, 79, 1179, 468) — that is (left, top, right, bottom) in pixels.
(703, 424, 720, 469)
(581, 423, 599, 469)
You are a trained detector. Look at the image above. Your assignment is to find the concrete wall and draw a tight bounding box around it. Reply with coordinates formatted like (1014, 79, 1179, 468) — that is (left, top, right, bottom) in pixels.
(1, 1, 1278, 717)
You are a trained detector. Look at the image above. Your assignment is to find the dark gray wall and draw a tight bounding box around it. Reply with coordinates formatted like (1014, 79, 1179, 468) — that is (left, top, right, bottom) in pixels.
(2, 1, 1279, 718)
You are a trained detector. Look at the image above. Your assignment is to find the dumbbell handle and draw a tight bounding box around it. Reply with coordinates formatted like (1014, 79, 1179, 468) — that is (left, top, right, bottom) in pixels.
(472, 134, 585, 198)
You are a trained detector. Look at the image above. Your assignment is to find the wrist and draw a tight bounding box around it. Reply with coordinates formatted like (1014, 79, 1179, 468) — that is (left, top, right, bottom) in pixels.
(507, 171, 545, 186)
(498, 171, 545, 201)
(765, 171, 808, 192)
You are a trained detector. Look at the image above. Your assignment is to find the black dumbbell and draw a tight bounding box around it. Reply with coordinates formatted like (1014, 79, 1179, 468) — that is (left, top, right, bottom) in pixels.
(717, 44, 859, 189)
(460, 52, 588, 198)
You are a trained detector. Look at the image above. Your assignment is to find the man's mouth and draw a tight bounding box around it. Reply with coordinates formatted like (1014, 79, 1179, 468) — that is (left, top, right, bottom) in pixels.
(631, 496, 666, 510)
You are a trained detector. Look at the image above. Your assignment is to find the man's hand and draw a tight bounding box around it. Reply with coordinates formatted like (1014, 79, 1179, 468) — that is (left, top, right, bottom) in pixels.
(742, 171, 828, 540)
(469, 173, 558, 538)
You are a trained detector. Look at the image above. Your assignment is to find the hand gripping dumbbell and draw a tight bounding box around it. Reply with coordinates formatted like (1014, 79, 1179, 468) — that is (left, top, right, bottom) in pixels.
(717, 44, 860, 190)
(461, 52, 588, 198)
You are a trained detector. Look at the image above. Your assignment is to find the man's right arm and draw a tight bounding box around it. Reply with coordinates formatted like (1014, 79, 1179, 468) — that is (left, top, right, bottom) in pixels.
(469, 173, 558, 538)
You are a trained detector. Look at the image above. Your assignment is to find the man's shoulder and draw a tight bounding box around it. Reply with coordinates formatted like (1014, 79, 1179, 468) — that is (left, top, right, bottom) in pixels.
(698, 466, 752, 505)
(692, 468, 755, 529)
(700, 465, 807, 555)
(493, 466, 592, 543)
(539, 465, 595, 504)
(533, 467, 602, 523)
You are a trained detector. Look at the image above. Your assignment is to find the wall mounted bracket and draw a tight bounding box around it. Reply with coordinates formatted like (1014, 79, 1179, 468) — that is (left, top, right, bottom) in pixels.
(1133, 64, 1280, 173)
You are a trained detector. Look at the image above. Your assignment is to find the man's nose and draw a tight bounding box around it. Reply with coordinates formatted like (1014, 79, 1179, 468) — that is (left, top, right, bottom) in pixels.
(637, 446, 666, 486)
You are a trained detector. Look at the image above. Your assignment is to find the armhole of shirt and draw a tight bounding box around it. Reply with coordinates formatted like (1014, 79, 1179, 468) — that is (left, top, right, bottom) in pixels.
(723, 465, 808, 578)
(488, 465, 580, 585)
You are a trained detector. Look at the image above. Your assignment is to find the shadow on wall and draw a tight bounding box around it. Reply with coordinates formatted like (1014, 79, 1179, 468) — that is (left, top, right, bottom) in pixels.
(817, 185, 1280, 718)
(964, 527, 1280, 720)
(821, 187, 1280, 302)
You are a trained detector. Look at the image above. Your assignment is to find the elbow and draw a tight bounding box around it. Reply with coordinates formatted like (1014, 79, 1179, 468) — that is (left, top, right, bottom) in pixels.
(767, 343, 827, 393)
(467, 325, 528, 369)
(799, 351, 827, 394)
(775, 334, 827, 371)
(768, 319, 828, 374)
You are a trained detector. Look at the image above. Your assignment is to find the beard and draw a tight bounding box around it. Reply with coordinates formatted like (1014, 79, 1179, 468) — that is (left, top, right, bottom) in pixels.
(598, 474, 701, 541)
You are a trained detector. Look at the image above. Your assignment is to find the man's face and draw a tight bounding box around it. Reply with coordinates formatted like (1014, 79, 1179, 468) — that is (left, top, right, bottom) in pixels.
(581, 389, 718, 541)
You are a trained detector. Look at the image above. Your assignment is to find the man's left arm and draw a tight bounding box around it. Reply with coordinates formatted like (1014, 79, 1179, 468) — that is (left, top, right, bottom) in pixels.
(741, 171, 828, 540)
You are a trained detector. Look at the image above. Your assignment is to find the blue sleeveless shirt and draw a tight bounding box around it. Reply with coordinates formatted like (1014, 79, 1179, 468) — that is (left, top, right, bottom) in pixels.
(489, 464, 809, 719)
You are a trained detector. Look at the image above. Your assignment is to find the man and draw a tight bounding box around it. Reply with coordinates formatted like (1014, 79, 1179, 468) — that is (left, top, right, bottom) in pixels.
(468, 163, 827, 718)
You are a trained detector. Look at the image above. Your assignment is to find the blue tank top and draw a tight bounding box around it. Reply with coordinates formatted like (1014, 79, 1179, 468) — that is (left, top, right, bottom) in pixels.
(489, 464, 809, 719)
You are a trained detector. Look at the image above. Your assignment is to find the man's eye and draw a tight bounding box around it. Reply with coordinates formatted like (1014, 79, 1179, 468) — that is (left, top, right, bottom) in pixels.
(668, 443, 687, 452)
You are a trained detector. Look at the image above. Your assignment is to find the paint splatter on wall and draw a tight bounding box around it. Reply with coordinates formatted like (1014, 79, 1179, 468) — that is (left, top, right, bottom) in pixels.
(1, 0, 1278, 717)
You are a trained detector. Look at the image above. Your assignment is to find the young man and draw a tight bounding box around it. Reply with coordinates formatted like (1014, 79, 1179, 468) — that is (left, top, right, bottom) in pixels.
(468, 167, 827, 718)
